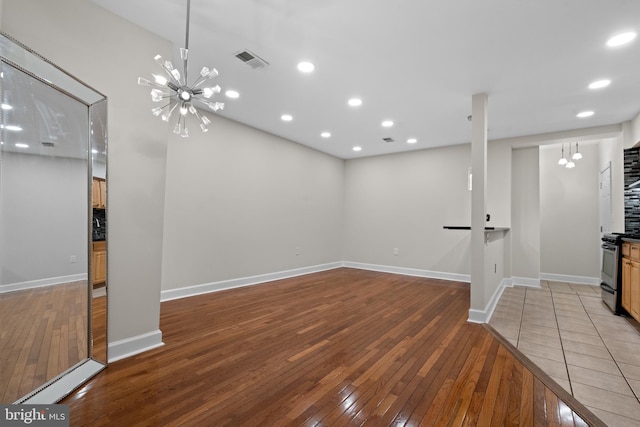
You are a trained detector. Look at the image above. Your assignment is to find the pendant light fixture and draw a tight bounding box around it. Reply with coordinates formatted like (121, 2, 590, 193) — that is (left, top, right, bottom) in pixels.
(137, 0, 224, 137)
(566, 144, 576, 169)
(558, 144, 568, 165)
(572, 142, 583, 160)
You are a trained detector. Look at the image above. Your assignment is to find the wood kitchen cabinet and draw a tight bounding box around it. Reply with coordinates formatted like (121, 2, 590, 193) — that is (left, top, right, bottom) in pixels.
(92, 178, 106, 209)
(622, 242, 640, 321)
(92, 240, 106, 286)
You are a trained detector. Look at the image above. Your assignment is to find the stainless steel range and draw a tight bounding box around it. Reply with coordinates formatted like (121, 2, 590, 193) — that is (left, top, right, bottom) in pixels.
(601, 233, 623, 314)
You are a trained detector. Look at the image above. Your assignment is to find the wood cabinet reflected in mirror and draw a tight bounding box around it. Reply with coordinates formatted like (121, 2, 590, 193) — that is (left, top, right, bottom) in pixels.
(0, 32, 107, 404)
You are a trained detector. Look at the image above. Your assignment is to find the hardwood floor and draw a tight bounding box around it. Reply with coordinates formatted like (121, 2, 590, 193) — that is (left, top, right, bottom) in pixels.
(91, 294, 107, 363)
(0, 281, 88, 403)
(63, 268, 603, 426)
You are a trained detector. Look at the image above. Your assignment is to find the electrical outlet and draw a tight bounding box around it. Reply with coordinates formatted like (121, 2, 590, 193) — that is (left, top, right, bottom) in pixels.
(295, 247, 300, 256)
(393, 248, 399, 256)
(70, 255, 76, 263)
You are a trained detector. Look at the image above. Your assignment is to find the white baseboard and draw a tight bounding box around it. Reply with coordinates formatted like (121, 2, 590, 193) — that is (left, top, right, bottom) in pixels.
(22, 359, 105, 404)
(160, 262, 343, 302)
(468, 309, 487, 324)
(108, 329, 164, 363)
(512, 276, 541, 288)
(342, 261, 471, 283)
(484, 278, 511, 322)
(540, 273, 600, 286)
(0, 273, 88, 294)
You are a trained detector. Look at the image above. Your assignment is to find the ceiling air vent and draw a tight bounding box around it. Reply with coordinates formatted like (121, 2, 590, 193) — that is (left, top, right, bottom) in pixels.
(235, 49, 269, 70)
(382, 137, 394, 143)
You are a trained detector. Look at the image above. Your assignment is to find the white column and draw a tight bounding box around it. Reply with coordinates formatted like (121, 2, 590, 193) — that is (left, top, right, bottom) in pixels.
(470, 93, 488, 322)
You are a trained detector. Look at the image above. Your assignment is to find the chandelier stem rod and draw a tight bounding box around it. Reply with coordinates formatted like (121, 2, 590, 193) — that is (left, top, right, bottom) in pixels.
(184, 0, 191, 85)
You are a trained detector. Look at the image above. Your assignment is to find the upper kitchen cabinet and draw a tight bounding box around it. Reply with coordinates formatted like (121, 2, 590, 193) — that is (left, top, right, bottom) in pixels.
(92, 177, 106, 209)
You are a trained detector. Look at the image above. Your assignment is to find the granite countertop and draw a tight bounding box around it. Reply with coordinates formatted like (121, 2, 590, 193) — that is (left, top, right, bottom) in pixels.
(443, 226, 510, 232)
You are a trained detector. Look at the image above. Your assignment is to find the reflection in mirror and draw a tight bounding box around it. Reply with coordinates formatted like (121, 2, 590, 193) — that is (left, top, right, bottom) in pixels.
(0, 32, 106, 404)
(90, 99, 107, 364)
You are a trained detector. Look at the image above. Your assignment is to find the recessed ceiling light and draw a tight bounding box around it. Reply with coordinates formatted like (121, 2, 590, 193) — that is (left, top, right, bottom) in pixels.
(407, 138, 417, 144)
(15, 143, 29, 148)
(607, 31, 637, 47)
(576, 111, 594, 118)
(588, 79, 611, 89)
(297, 61, 315, 73)
(382, 120, 394, 127)
(1, 124, 22, 131)
(1, 103, 12, 110)
(353, 146, 362, 152)
(348, 98, 362, 107)
(281, 114, 293, 121)
(225, 90, 239, 99)
(321, 132, 331, 138)
(92, 149, 99, 154)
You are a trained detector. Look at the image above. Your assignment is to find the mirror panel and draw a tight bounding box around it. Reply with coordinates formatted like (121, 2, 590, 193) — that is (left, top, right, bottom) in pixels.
(0, 35, 104, 106)
(90, 98, 107, 364)
(0, 32, 106, 404)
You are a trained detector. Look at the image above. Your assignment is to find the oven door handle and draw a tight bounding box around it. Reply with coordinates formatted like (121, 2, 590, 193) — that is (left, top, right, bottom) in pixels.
(600, 282, 615, 294)
(601, 243, 618, 251)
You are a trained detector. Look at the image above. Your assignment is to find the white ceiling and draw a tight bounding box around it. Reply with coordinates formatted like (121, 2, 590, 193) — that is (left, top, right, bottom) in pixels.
(90, 0, 640, 159)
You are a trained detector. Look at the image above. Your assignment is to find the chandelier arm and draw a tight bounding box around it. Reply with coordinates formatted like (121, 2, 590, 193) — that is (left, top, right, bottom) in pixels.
(191, 76, 207, 88)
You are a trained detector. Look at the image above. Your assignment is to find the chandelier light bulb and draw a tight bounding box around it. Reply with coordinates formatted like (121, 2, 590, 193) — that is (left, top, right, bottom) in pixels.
(153, 75, 168, 86)
(202, 85, 221, 98)
(566, 144, 576, 168)
(200, 67, 219, 79)
(558, 144, 567, 165)
(572, 142, 582, 160)
(150, 89, 164, 102)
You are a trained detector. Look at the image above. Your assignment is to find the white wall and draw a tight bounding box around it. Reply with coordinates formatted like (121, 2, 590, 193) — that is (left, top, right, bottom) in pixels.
(599, 137, 625, 233)
(487, 141, 512, 231)
(0, 152, 87, 287)
(343, 144, 473, 276)
(2, 0, 170, 351)
(511, 147, 540, 283)
(161, 115, 344, 291)
(540, 143, 600, 278)
(631, 112, 640, 148)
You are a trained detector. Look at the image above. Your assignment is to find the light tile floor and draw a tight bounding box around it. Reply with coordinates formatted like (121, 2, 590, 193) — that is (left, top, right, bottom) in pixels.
(490, 281, 640, 427)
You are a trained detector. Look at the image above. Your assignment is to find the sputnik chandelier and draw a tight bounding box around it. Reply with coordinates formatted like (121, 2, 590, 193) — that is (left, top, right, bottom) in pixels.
(138, 0, 224, 137)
